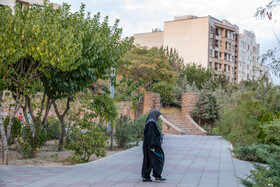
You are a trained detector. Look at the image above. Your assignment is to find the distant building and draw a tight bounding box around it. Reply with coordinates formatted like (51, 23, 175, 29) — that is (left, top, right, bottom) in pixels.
(134, 15, 240, 83)
(0, 0, 60, 10)
(134, 15, 269, 83)
(239, 30, 269, 82)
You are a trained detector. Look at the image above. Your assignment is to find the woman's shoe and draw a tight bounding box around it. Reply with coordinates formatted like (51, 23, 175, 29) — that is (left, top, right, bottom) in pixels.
(155, 176, 166, 181)
(142, 177, 153, 182)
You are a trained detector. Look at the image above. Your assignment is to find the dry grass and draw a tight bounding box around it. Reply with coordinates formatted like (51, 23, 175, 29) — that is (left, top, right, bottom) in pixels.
(160, 107, 181, 114)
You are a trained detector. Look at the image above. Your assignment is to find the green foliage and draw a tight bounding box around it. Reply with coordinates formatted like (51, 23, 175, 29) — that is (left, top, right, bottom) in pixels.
(66, 118, 107, 163)
(151, 82, 174, 106)
(114, 115, 132, 148)
(3, 116, 21, 145)
(262, 119, 280, 146)
(17, 126, 47, 158)
(45, 117, 61, 140)
(192, 81, 219, 125)
(42, 5, 133, 99)
(114, 113, 162, 148)
(173, 74, 199, 107)
(233, 144, 280, 163)
(241, 157, 280, 186)
(180, 63, 213, 90)
(215, 92, 264, 146)
(203, 124, 216, 135)
(117, 46, 178, 90)
(115, 76, 144, 111)
(130, 113, 149, 145)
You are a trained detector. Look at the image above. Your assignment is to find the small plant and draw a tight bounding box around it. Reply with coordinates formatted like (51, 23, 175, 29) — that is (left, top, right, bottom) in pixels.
(17, 126, 47, 158)
(232, 144, 280, 163)
(114, 114, 132, 148)
(241, 157, 280, 186)
(66, 113, 107, 163)
(130, 114, 148, 145)
(3, 116, 22, 145)
(45, 117, 61, 140)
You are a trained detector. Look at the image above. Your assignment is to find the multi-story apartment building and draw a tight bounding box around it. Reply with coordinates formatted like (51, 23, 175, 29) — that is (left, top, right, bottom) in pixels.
(239, 30, 269, 82)
(134, 15, 269, 83)
(134, 15, 240, 83)
(0, 0, 59, 10)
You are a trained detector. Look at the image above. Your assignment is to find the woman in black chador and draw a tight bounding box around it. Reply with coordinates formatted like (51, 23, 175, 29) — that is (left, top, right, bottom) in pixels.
(141, 110, 166, 182)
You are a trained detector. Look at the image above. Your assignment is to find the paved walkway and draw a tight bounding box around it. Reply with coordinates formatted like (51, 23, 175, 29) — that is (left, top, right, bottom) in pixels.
(0, 135, 253, 187)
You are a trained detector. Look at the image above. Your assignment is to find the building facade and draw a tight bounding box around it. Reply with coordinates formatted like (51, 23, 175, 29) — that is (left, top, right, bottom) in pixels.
(134, 15, 269, 83)
(239, 30, 269, 82)
(0, 0, 59, 10)
(134, 15, 240, 83)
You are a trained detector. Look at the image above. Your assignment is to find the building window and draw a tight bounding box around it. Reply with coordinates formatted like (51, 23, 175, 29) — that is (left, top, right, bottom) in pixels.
(210, 26, 213, 34)
(219, 64, 221, 69)
(215, 28, 219, 36)
(232, 45, 234, 52)
(219, 52, 221, 58)
(210, 38, 213, 46)
(227, 31, 231, 39)
(226, 42, 230, 50)
(215, 62, 218, 70)
(209, 62, 212, 68)
(209, 49, 212, 57)
(219, 41, 222, 47)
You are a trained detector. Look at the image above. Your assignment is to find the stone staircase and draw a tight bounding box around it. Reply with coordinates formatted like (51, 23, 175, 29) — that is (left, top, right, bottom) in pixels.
(162, 113, 206, 135)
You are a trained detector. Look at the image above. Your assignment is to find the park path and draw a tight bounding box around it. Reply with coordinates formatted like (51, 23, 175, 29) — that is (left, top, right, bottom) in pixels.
(0, 135, 253, 187)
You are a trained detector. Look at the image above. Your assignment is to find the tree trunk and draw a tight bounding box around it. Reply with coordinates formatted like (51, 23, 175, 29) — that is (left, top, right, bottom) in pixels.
(0, 91, 9, 165)
(53, 97, 71, 151)
(57, 116, 65, 151)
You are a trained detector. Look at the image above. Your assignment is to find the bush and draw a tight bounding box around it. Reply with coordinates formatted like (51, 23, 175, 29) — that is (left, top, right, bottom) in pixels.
(241, 157, 280, 186)
(115, 113, 163, 148)
(114, 115, 132, 148)
(17, 126, 48, 158)
(262, 119, 280, 146)
(130, 113, 148, 145)
(215, 92, 264, 146)
(3, 116, 22, 145)
(66, 119, 107, 163)
(233, 144, 280, 163)
(151, 82, 174, 106)
(45, 117, 61, 140)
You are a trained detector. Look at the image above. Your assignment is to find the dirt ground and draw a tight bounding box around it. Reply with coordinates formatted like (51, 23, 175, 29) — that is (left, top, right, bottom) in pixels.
(1, 140, 124, 166)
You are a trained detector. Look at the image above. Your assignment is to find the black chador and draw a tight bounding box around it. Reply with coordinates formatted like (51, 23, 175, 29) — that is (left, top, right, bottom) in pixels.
(141, 110, 166, 181)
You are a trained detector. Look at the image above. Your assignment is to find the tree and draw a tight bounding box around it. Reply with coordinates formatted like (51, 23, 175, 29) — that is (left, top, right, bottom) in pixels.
(192, 81, 219, 126)
(41, 4, 132, 151)
(117, 45, 178, 90)
(0, 2, 83, 163)
(180, 63, 213, 90)
(255, 0, 280, 76)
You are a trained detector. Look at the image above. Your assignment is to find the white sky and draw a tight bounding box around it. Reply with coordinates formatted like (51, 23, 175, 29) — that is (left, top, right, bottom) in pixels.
(52, 0, 280, 84)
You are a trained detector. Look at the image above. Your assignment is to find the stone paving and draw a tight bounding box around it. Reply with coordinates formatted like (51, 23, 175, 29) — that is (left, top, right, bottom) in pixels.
(0, 134, 253, 187)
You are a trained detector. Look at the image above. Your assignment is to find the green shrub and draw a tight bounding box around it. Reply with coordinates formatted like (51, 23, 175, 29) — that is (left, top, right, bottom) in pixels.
(66, 119, 107, 163)
(262, 119, 280, 146)
(130, 113, 148, 145)
(203, 124, 216, 135)
(151, 82, 174, 106)
(45, 118, 61, 140)
(233, 144, 280, 163)
(3, 116, 22, 145)
(17, 126, 48, 158)
(114, 114, 132, 148)
(215, 92, 264, 146)
(241, 157, 280, 186)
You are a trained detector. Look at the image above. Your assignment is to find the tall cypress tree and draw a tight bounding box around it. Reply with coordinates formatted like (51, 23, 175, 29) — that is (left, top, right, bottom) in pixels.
(192, 81, 219, 126)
